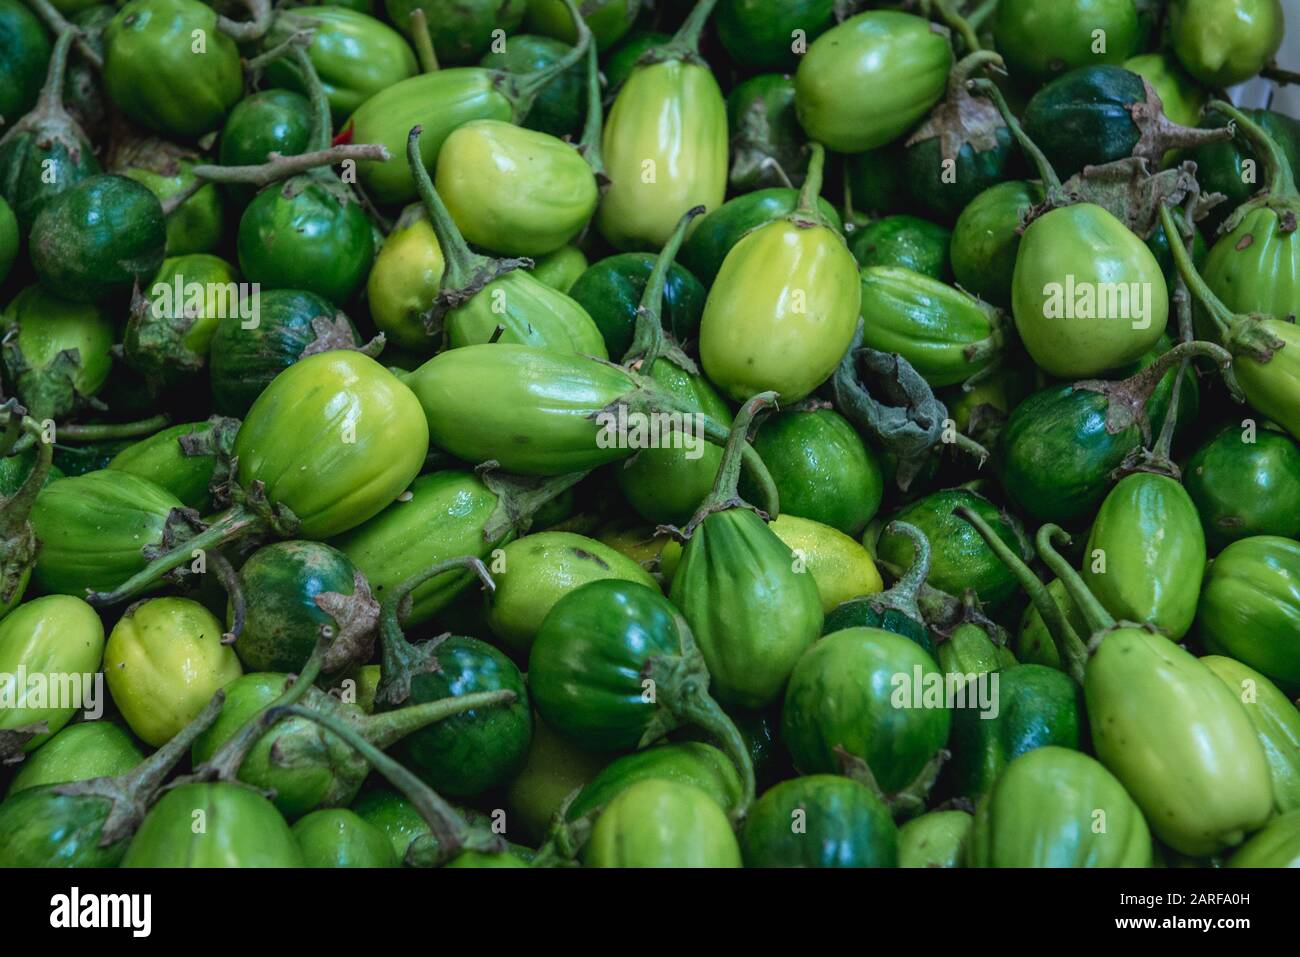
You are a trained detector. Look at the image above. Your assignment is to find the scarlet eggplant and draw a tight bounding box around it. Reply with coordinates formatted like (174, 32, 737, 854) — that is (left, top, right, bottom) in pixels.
(849, 215, 952, 282)
(526, 0, 637, 52)
(368, 205, 443, 355)
(0, 0, 50, 128)
(1226, 811, 1300, 868)
(0, 30, 100, 231)
(480, 34, 585, 140)
(386, 0, 525, 65)
(504, 715, 608, 846)
(567, 253, 706, 358)
(2, 285, 114, 421)
(993, 0, 1140, 85)
(768, 514, 883, 614)
(530, 246, 587, 293)
(741, 775, 897, 868)
(6, 721, 143, 797)
(0, 197, 15, 283)
(122, 782, 304, 867)
(217, 89, 313, 207)
(108, 419, 235, 513)
(794, 10, 950, 154)
(1185, 106, 1300, 234)
(727, 74, 807, 192)
(117, 138, 223, 257)
(950, 180, 1043, 308)
(596, 0, 727, 250)
(716, 0, 835, 72)
(562, 742, 743, 825)
(1169, 0, 1283, 87)
(700, 145, 860, 403)
(897, 809, 971, 868)
(583, 778, 741, 867)
(823, 522, 934, 658)
(292, 808, 398, 868)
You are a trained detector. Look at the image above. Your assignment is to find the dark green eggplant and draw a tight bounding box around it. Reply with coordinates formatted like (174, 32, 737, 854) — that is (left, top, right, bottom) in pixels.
(727, 73, 807, 192)
(823, 522, 934, 659)
(292, 808, 398, 867)
(1185, 107, 1300, 234)
(716, 0, 835, 72)
(566, 253, 706, 359)
(217, 89, 313, 208)
(950, 180, 1043, 308)
(1185, 425, 1300, 551)
(0, 0, 50, 130)
(740, 774, 898, 868)
(849, 215, 951, 281)
(480, 34, 585, 140)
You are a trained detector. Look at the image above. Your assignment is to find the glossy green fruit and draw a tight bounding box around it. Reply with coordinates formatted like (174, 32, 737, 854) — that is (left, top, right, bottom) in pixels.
(480, 34, 584, 139)
(121, 156, 222, 257)
(264, 6, 417, 120)
(782, 628, 950, 792)
(292, 808, 398, 867)
(1016, 579, 1086, 669)
(566, 742, 743, 822)
(104, 597, 241, 747)
(530, 245, 587, 293)
(567, 252, 706, 358)
(394, 635, 532, 798)
(103, 0, 242, 137)
(878, 490, 1025, 607)
(1186, 108, 1300, 234)
(30, 470, 183, 598)
(487, 531, 657, 655)
(6, 722, 142, 796)
(937, 623, 1017, 683)
(1169, 0, 1283, 88)
(994, 0, 1140, 85)
(898, 809, 971, 868)
(505, 714, 607, 845)
(741, 774, 897, 868)
(769, 513, 884, 614)
(1202, 655, 1300, 815)
(386, 0, 525, 65)
(741, 407, 882, 538)
(681, 187, 842, 287)
(849, 216, 951, 281)
(234, 540, 368, 673)
(1012, 203, 1168, 378)
(1086, 624, 1272, 855)
(1083, 473, 1206, 639)
(217, 89, 313, 208)
(108, 420, 226, 512)
(28, 174, 165, 303)
(603, 29, 667, 90)
(716, 0, 835, 72)
(950, 180, 1043, 308)
(794, 11, 949, 153)
(208, 289, 361, 417)
(0, 0, 50, 127)
(444, 268, 607, 358)
(967, 747, 1153, 867)
(122, 254, 236, 388)
(1225, 810, 1300, 867)
(727, 73, 807, 192)
(0, 596, 104, 752)
(583, 779, 742, 867)
(2, 285, 114, 421)
(1197, 536, 1300, 694)
(525, 0, 635, 51)
(350, 789, 428, 864)
(123, 782, 303, 867)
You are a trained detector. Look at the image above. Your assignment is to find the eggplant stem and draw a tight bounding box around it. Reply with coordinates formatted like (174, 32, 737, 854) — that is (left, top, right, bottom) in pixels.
(243, 29, 313, 73)
(973, 78, 1062, 192)
(622, 205, 705, 371)
(578, 41, 605, 178)
(407, 9, 439, 73)
(55, 414, 170, 442)
(215, 0, 272, 41)
(1035, 525, 1115, 640)
(932, 0, 982, 52)
(22, 0, 100, 71)
(505, 0, 591, 119)
(361, 689, 516, 751)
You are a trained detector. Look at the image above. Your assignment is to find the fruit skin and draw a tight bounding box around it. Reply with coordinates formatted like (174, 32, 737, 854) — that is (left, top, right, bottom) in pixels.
(108, 420, 224, 513)
(122, 782, 304, 867)
(1225, 810, 1300, 868)
(565, 743, 743, 822)
(994, 0, 1140, 85)
(0, 196, 16, 283)
(505, 715, 608, 846)
(2, 285, 115, 421)
(1082, 473, 1206, 640)
(480, 33, 585, 139)
(385, 0, 526, 65)
(782, 628, 951, 793)
(726, 73, 808, 193)
(1186, 108, 1300, 234)
(350, 789, 429, 864)
(967, 747, 1153, 867)
(103, 597, 242, 747)
(583, 779, 742, 868)
(567, 252, 707, 359)
(898, 810, 971, 868)
(768, 513, 884, 614)
(486, 531, 658, 656)
(292, 808, 398, 868)
(1085, 625, 1273, 856)
(1169, 0, 1284, 88)
(950, 180, 1043, 308)
(1011, 203, 1168, 379)
(103, 0, 243, 138)
(1202, 655, 1300, 815)
(740, 774, 898, 868)
(0, 0, 51, 127)
(1196, 536, 1300, 694)
(0, 595, 105, 752)
(850, 215, 952, 281)
(794, 10, 950, 153)
(6, 722, 143, 796)
(217, 89, 313, 207)
(716, 0, 836, 72)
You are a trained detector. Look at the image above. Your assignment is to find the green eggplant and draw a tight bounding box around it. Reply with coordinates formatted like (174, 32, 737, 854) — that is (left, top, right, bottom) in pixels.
(0, 595, 104, 754)
(741, 407, 882, 538)
(1082, 472, 1206, 639)
(208, 289, 364, 417)
(740, 774, 897, 868)
(0, 30, 100, 231)
(898, 809, 971, 868)
(530, 245, 587, 293)
(2, 285, 114, 421)
(103, 0, 243, 138)
(857, 266, 1004, 388)
(1021, 65, 1228, 180)
(823, 523, 934, 659)
(681, 187, 842, 288)
(386, 0, 526, 65)
(949, 180, 1043, 308)
(333, 468, 582, 627)
(0, 0, 50, 129)
(843, 145, 908, 221)
(104, 597, 241, 747)
(967, 747, 1152, 867)
(768, 512, 884, 614)
(715, 0, 834, 72)
(525, 0, 637, 52)
(29, 470, 182, 599)
(877, 489, 1027, 608)
(782, 627, 950, 796)
(1185, 106, 1300, 234)
(480, 34, 585, 140)
(0, 695, 223, 867)
(123, 782, 304, 867)
(529, 578, 757, 812)
(1202, 655, 1300, 815)
(596, 3, 727, 251)
(937, 623, 1017, 684)
(292, 808, 398, 867)
(365, 205, 444, 355)
(1225, 810, 1300, 868)
(727, 73, 808, 192)
(794, 10, 949, 154)
(1196, 536, 1300, 694)
(117, 140, 223, 257)
(264, 6, 417, 121)
(567, 254, 706, 358)
(486, 531, 657, 655)
(700, 145, 859, 403)
(350, 788, 430, 864)
(1169, 0, 1283, 88)
(7, 721, 143, 796)
(505, 715, 608, 846)
(563, 742, 743, 824)
(1016, 578, 1086, 670)
(217, 89, 313, 208)
(583, 778, 741, 867)
(903, 52, 1014, 224)
(947, 664, 1083, 801)
(603, 29, 668, 90)
(993, 0, 1140, 85)
(122, 254, 237, 389)
(849, 215, 951, 282)
(107, 418, 234, 512)
(233, 540, 374, 674)
(28, 174, 165, 303)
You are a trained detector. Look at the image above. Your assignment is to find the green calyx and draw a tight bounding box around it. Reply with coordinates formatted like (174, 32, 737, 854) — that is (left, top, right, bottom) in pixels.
(639, 0, 719, 67)
(498, 0, 592, 122)
(0, 406, 48, 608)
(790, 142, 833, 230)
(1207, 99, 1300, 229)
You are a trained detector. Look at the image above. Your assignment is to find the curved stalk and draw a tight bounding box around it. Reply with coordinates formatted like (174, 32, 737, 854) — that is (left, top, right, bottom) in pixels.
(972, 77, 1062, 193)
(665, 0, 719, 58)
(676, 392, 780, 536)
(506, 0, 592, 120)
(933, 0, 982, 52)
(1207, 99, 1297, 199)
(243, 29, 313, 73)
(407, 9, 439, 73)
(55, 414, 170, 443)
(622, 205, 705, 371)
(1035, 525, 1115, 640)
(20, 0, 100, 71)
(792, 143, 830, 228)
